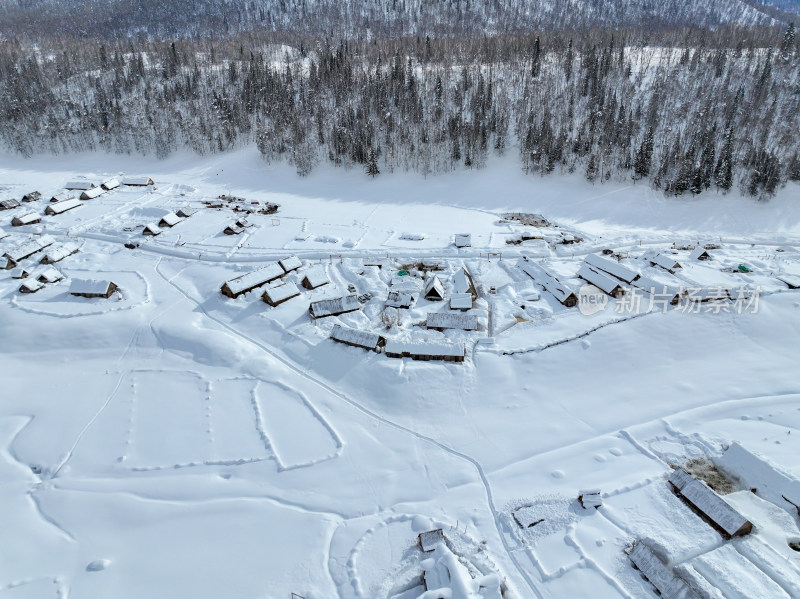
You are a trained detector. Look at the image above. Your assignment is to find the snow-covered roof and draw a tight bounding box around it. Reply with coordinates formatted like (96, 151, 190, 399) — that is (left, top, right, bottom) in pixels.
(651, 253, 682, 271)
(45, 198, 82, 215)
(689, 247, 710, 261)
(12, 212, 40, 225)
(423, 275, 445, 300)
(279, 255, 302, 273)
(38, 267, 63, 283)
(4, 235, 55, 262)
(49, 192, 74, 203)
(64, 180, 94, 190)
(19, 279, 44, 293)
(101, 178, 120, 190)
(121, 176, 153, 186)
(669, 468, 751, 537)
(263, 281, 300, 304)
(777, 274, 800, 289)
(577, 263, 625, 295)
(452, 268, 476, 296)
(11, 267, 29, 278)
(222, 263, 284, 296)
(390, 276, 421, 294)
(0, 198, 21, 209)
(159, 212, 183, 227)
(386, 290, 414, 308)
(309, 294, 361, 318)
(628, 541, 694, 599)
(143, 223, 161, 235)
(224, 224, 244, 235)
(418, 529, 445, 552)
(420, 541, 500, 598)
(69, 279, 115, 296)
(236, 217, 252, 228)
(80, 187, 105, 200)
(519, 261, 577, 305)
(42, 242, 79, 264)
(450, 293, 473, 310)
(454, 233, 471, 247)
(385, 339, 465, 358)
(426, 312, 478, 330)
(302, 265, 329, 289)
(584, 253, 640, 283)
(176, 206, 196, 218)
(21, 191, 41, 202)
(330, 324, 381, 350)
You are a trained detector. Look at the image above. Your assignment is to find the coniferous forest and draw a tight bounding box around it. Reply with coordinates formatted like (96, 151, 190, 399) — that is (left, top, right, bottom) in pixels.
(1, 1, 799, 198)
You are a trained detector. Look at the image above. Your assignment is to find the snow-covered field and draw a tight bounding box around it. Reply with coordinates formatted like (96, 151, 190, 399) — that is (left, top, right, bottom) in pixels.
(1, 148, 800, 599)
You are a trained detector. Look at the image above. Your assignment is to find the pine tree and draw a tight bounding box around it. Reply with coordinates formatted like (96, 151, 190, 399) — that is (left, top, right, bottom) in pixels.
(366, 148, 379, 177)
(781, 22, 796, 62)
(531, 37, 541, 78)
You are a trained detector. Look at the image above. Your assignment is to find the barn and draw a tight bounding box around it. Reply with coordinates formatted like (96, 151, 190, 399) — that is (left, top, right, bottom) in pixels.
(101, 178, 120, 191)
(330, 324, 384, 352)
(279, 255, 303, 274)
(21, 191, 41, 203)
(423, 275, 446, 301)
(426, 312, 478, 331)
(651, 254, 682, 273)
(176, 206, 197, 218)
(221, 263, 285, 298)
(158, 212, 183, 228)
(142, 223, 162, 236)
(519, 261, 578, 307)
(41, 242, 80, 264)
(80, 187, 106, 200)
(309, 295, 361, 319)
(454, 233, 472, 248)
(64, 181, 95, 190)
(262, 282, 301, 306)
(384, 339, 465, 362)
(69, 279, 119, 298)
(668, 468, 752, 538)
(577, 264, 626, 298)
(301, 266, 329, 290)
(11, 212, 41, 227)
(386, 290, 414, 309)
(121, 177, 154, 186)
(45, 198, 82, 216)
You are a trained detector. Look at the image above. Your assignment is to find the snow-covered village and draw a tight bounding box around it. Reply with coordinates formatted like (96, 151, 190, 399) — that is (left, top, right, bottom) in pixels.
(2, 1, 800, 598)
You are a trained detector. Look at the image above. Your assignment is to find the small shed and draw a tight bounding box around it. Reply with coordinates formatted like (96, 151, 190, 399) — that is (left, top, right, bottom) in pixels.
(11, 267, 30, 279)
(176, 206, 197, 218)
(41, 242, 80, 264)
(628, 541, 694, 599)
(69, 279, 119, 298)
(19, 279, 44, 293)
(221, 263, 285, 298)
(37, 267, 63, 284)
(384, 340, 465, 362)
(584, 253, 640, 284)
(262, 282, 301, 306)
(224, 224, 244, 235)
(651, 254, 682, 273)
(452, 268, 478, 300)
(0, 198, 21, 210)
(142, 223, 162, 236)
(158, 212, 183, 228)
(301, 266, 329, 290)
(121, 177, 154, 186)
(423, 275, 446, 301)
(80, 187, 105, 200)
(49, 192, 75, 203)
(11, 212, 41, 227)
(689, 247, 711, 261)
(577, 264, 626, 298)
(330, 324, 384, 352)
(64, 181, 95, 190)
(578, 489, 603, 509)
(45, 198, 82, 216)
(386, 290, 414, 309)
(236, 217, 252, 228)
(101, 178, 120, 191)
(426, 312, 478, 331)
(309, 295, 361, 319)
(279, 255, 302, 274)
(21, 191, 41, 203)
(520, 262, 578, 307)
(668, 468, 752, 538)
(418, 529, 445, 552)
(454, 233, 472, 248)
(3, 235, 55, 264)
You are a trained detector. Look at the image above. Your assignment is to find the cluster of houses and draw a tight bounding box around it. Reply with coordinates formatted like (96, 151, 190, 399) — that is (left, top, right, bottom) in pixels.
(220, 256, 326, 308)
(142, 206, 196, 236)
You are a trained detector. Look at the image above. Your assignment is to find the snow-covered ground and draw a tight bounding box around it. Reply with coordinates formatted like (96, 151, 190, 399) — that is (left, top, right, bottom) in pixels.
(1, 148, 800, 599)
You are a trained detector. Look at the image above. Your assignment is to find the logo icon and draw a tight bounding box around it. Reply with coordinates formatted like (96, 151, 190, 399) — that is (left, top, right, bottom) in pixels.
(578, 284, 607, 315)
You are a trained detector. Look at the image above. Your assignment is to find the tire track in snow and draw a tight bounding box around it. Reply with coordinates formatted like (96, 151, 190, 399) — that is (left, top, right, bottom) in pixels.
(154, 259, 543, 599)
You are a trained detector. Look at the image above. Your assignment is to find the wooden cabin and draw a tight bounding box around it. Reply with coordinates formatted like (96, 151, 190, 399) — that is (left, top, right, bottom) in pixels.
(37, 267, 63, 284)
(423, 275, 446, 301)
(0, 198, 21, 210)
(386, 290, 414, 309)
(64, 181, 95, 191)
(49, 192, 75, 203)
(45, 198, 82, 216)
(651, 254, 682, 273)
(669, 468, 753, 538)
(519, 261, 578, 307)
(21, 191, 41, 203)
(452, 268, 478, 300)
(142, 223, 161, 236)
(41, 242, 80, 264)
(262, 282, 301, 306)
(3, 235, 54, 264)
(279, 255, 302, 274)
(80, 187, 105, 200)
(19, 279, 44, 293)
(121, 177, 154, 186)
(69, 279, 119, 298)
(577, 264, 626, 298)
(224, 224, 244, 235)
(11, 212, 41, 226)
(176, 206, 197, 218)
(584, 253, 640, 284)
(101, 178, 120, 191)
(384, 340, 465, 363)
(329, 324, 384, 352)
(158, 212, 183, 228)
(301, 266, 329, 290)
(11, 267, 30, 279)
(308, 295, 361, 319)
(426, 312, 478, 331)
(628, 541, 694, 599)
(221, 263, 285, 298)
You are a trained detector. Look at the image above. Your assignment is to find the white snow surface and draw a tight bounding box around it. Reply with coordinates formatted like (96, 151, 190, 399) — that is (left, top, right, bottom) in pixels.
(0, 148, 800, 599)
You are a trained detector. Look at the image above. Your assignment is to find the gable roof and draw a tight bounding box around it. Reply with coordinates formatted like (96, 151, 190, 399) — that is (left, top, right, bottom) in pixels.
(688, 247, 710, 260)
(41, 242, 79, 263)
(519, 261, 577, 305)
(19, 279, 44, 293)
(651, 253, 682, 271)
(12, 211, 41, 225)
(69, 279, 115, 296)
(452, 268, 477, 297)
(159, 212, 183, 227)
(80, 187, 106, 200)
(302, 265, 329, 289)
(426, 312, 478, 330)
(0, 198, 21, 210)
(450, 293, 473, 310)
(669, 468, 751, 537)
(386, 290, 414, 308)
(628, 541, 694, 599)
(309, 294, 361, 318)
(385, 339, 465, 358)
(584, 253, 640, 283)
(121, 176, 153, 186)
(143, 223, 161, 235)
(176, 205, 197, 217)
(64, 180, 95, 190)
(222, 263, 284, 297)
(263, 281, 301, 304)
(45, 198, 82, 215)
(37, 267, 63, 283)
(101, 178, 120, 190)
(577, 263, 625, 295)
(4, 235, 55, 262)
(279, 255, 302, 273)
(330, 324, 381, 350)
(423, 275, 446, 300)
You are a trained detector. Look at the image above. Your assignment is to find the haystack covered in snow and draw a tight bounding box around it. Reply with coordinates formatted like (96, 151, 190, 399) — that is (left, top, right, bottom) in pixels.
(330, 324, 384, 351)
(11, 212, 41, 226)
(80, 187, 106, 200)
(651, 254, 682, 273)
(262, 282, 301, 306)
(426, 312, 478, 331)
(301, 266, 329, 290)
(158, 212, 183, 228)
(577, 263, 626, 298)
(45, 198, 82, 216)
(384, 339, 465, 362)
(668, 468, 752, 538)
(69, 279, 118, 298)
(519, 261, 578, 307)
(423, 275, 446, 301)
(309, 295, 361, 319)
(221, 263, 285, 298)
(279, 255, 302, 274)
